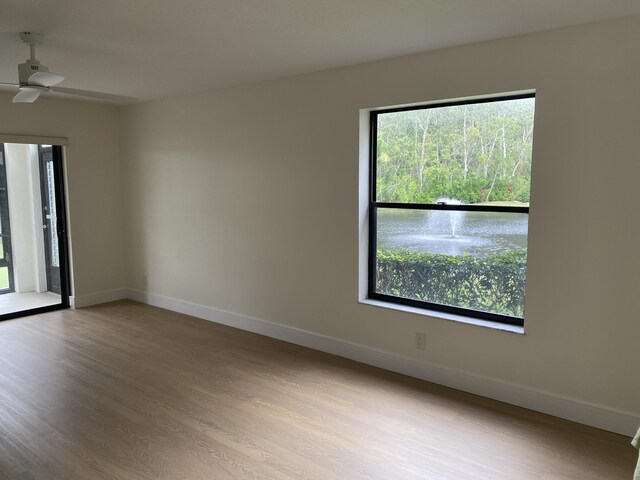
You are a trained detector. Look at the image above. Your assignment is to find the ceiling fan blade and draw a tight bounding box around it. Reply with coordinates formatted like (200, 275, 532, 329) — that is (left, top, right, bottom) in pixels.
(0, 82, 19, 88)
(50, 86, 135, 104)
(29, 71, 65, 87)
(13, 87, 42, 103)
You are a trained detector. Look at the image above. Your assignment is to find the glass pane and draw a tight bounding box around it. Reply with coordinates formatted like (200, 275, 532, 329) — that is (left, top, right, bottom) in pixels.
(46, 161, 60, 267)
(376, 97, 535, 206)
(375, 208, 528, 317)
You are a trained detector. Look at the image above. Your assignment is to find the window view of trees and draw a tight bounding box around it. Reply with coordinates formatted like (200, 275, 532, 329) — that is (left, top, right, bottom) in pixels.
(371, 96, 535, 323)
(376, 97, 534, 205)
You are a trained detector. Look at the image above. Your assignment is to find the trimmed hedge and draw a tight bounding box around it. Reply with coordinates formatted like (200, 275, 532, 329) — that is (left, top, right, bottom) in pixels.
(376, 249, 527, 317)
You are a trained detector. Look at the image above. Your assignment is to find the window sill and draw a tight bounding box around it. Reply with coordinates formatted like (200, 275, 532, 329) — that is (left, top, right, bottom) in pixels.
(359, 298, 525, 335)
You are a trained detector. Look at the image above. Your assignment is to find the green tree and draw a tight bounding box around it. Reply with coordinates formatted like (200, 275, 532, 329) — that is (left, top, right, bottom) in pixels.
(376, 98, 535, 205)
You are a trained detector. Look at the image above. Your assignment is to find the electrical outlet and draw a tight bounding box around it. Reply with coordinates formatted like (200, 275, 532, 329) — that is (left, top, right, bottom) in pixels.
(415, 332, 426, 350)
(142, 274, 148, 288)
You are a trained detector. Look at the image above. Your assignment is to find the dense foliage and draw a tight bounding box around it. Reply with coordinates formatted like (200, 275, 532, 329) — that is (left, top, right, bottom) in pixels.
(376, 98, 535, 204)
(376, 249, 527, 317)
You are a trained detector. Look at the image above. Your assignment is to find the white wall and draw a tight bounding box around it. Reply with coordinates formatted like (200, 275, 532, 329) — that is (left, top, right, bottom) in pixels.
(0, 95, 126, 300)
(121, 16, 638, 432)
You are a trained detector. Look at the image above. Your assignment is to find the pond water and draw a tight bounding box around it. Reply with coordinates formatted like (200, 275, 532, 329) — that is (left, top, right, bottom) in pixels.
(376, 208, 528, 256)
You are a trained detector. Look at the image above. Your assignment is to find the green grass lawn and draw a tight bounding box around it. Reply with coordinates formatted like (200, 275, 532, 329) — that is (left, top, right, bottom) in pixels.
(0, 238, 8, 290)
(0, 267, 8, 290)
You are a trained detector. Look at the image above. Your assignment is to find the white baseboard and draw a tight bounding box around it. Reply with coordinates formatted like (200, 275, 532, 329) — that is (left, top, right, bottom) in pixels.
(71, 288, 128, 309)
(126, 288, 639, 437)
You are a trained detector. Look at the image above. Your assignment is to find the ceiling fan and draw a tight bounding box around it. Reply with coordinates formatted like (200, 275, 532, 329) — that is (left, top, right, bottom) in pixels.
(1, 32, 133, 104)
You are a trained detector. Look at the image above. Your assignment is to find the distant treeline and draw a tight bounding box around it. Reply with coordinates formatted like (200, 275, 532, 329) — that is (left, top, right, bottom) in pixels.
(376, 98, 535, 204)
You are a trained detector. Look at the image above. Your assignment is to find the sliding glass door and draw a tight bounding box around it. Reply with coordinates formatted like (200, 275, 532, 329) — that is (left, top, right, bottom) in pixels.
(0, 142, 70, 319)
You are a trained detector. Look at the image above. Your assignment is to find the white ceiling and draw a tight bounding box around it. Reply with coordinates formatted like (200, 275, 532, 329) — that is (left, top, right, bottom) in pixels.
(1, 0, 639, 104)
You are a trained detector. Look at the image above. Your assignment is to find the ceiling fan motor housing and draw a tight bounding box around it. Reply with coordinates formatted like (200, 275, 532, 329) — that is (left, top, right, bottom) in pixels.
(18, 60, 49, 85)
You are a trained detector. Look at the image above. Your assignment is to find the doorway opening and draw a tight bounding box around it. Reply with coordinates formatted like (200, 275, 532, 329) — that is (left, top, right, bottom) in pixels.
(0, 142, 70, 319)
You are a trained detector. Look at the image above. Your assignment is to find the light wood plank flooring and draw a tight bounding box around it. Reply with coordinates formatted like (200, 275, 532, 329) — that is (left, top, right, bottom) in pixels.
(0, 300, 635, 479)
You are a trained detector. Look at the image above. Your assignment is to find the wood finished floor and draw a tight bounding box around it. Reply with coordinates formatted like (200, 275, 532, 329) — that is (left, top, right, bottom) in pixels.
(0, 300, 635, 479)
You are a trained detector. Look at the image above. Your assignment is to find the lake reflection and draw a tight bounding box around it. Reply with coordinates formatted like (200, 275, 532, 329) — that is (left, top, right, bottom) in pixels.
(376, 208, 528, 256)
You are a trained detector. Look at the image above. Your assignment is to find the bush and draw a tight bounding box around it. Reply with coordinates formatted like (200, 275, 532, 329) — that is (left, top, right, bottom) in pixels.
(376, 249, 527, 317)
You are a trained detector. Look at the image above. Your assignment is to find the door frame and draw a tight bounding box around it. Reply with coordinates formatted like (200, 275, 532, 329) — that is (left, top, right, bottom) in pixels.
(49, 144, 71, 307)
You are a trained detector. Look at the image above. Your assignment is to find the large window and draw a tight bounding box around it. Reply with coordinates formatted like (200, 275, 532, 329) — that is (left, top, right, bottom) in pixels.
(368, 94, 535, 326)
